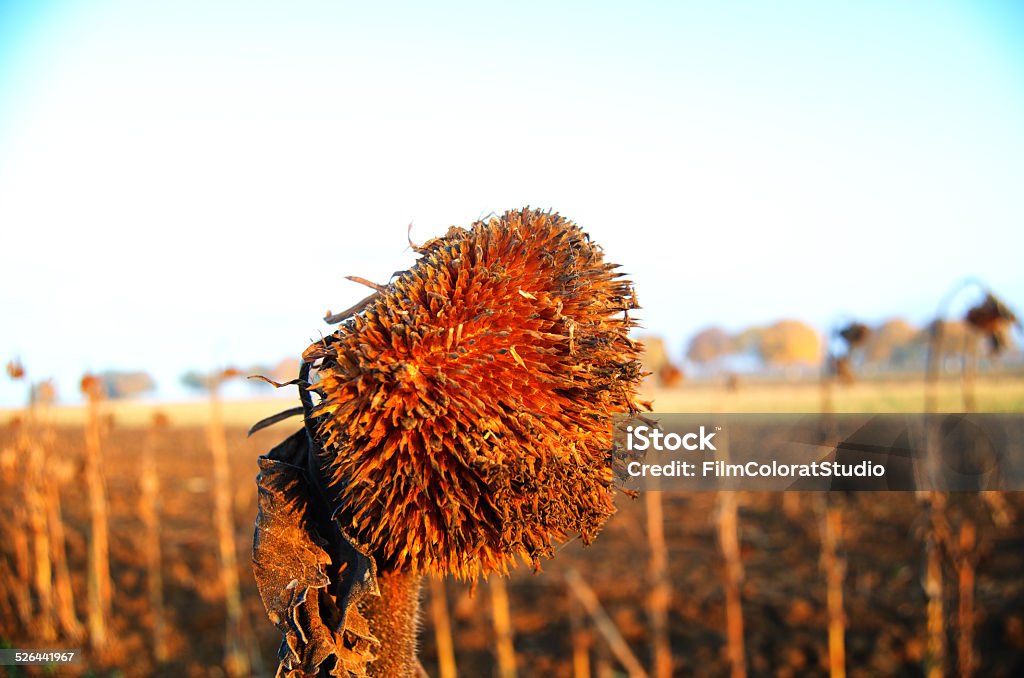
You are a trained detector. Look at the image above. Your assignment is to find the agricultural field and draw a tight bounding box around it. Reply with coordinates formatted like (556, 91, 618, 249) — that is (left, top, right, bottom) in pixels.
(1, 377, 1023, 677)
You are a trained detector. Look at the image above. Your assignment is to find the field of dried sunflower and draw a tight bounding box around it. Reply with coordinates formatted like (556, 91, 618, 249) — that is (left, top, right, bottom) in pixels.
(2, 416, 1024, 676)
(2, 210, 1023, 677)
(2, 387, 1024, 677)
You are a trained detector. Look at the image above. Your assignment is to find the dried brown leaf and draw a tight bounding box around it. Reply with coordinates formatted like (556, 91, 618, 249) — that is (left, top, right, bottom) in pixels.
(255, 430, 380, 677)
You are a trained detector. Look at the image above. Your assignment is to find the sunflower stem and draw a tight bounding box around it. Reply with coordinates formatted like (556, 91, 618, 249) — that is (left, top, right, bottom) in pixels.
(362, 569, 424, 677)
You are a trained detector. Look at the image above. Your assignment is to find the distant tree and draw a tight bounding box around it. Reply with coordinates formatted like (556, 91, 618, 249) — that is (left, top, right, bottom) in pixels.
(757, 320, 822, 367)
(245, 364, 278, 391)
(181, 368, 241, 393)
(863, 318, 919, 367)
(270, 358, 301, 383)
(685, 326, 735, 364)
(921, 319, 979, 359)
(733, 327, 763, 355)
(99, 370, 156, 399)
(181, 370, 208, 392)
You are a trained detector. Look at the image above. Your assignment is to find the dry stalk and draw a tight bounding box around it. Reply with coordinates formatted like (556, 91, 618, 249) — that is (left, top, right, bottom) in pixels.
(781, 489, 801, 521)
(31, 393, 82, 643)
(954, 320, 980, 678)
(1, 421, 33, 628)
(919, 285, 968, 678)
(490, 574, 518, 678)
(960, 332, 978, 412)
(820, 368, 836, 431)
(141, 414, 169, 662)
(594, 642, 614, 678)
(569, 589, 592, 678)
(819, 498, 846, 678)
(956, 520, 977, 677)
(817, 342, 846, 678)
(717, 490, 746, 678)
(3, 361, 37, 632)
(82, 376, 112, 650)
(207, 377, 250, 678)
(924, 538, 945, 678)
(980, 491, 1013, 528)
(918, 284, 1017, 676)
(0, 559, 31, 631)
(12, 494, 31, 584)
(714, 415, 746, 678)
(710, 388, 746, 678)
(565, 568, 649, 678)
(924, 319, 944, 415)
(955, 289, 1017, 673)
(358, 570, 424, 677)
(644, 478, 672, 678)
(45, 458, 83, 641)
(24, 421, 55, 641)
(924, 493, 948, 678)
(428, 575, 457, 678)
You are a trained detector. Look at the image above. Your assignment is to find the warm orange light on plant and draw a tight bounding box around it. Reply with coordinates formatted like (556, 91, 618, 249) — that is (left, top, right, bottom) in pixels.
(302, 208, 645, 579)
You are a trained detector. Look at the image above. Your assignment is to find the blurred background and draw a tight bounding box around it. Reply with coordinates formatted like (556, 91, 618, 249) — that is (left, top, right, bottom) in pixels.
(2, 1, 1023, 676)
(1, 0, 1023, 405)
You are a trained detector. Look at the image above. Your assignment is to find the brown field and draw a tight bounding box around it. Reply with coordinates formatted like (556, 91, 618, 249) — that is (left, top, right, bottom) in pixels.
(2, 377, 1023, 677)
(5, 374, 1023, 430)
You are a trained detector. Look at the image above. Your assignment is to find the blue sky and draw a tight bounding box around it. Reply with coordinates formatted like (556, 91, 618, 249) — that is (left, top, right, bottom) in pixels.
(1, 1, 1022, 405)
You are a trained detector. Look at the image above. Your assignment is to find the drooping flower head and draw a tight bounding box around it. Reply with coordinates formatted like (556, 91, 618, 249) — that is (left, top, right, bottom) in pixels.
(6, 359, 25, 380)
(965, 293, 1019, 354)
(303, 208, 644, 578)
(837, 322, 870, 350)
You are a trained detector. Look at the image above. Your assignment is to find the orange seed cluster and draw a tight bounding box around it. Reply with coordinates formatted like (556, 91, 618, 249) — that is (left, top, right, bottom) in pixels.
(303, 208, 645, 578)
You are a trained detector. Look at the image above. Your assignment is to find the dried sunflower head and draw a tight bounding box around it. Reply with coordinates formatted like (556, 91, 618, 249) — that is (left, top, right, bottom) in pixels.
(303, 208, 645, 579)
(965, 293, 1019, 354)
(5, 359, 25, 380)
(80, 373, 105, 400)
(838, 322, 870, 349)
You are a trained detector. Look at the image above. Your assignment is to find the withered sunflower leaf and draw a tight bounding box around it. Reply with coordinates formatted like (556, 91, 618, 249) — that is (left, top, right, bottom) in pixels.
(254, 429, 380, 677)
(249, 406, 307, 436)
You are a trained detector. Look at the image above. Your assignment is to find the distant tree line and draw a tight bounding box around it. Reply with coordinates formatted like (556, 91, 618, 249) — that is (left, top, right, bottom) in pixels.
(681, 317, 1018, 375)
(685, 320, 823, 370)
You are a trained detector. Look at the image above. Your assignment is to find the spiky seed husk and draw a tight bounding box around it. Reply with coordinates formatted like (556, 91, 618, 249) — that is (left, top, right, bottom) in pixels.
(304, 208, 644, 579)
